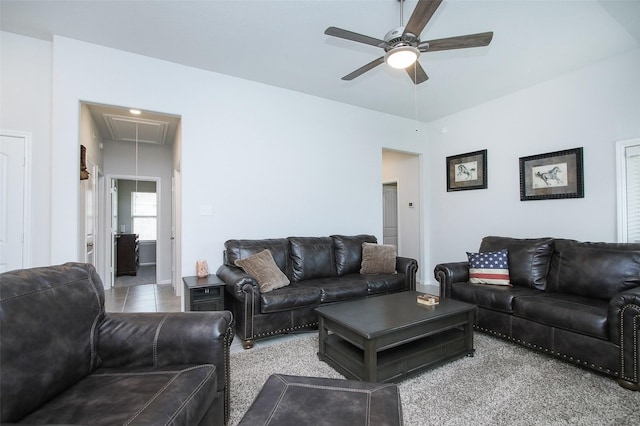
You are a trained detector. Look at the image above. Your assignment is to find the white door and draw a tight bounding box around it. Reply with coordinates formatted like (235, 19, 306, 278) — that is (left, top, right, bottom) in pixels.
(383, 183, 398, 248)
(83, 158, 98, 266)
(110, 178, 118, 287)
(172, 170, 182, 297)
(0, 134, 27, 272)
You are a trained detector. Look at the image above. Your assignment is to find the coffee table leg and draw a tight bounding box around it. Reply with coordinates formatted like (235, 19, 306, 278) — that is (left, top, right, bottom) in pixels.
(363, 339, 377, 382)
(466, 309, 475, 357)
(318, 315, 326, 357)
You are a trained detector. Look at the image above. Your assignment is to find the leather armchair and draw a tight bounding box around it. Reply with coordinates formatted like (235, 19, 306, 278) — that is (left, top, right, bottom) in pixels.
(0, 263, 234, 425)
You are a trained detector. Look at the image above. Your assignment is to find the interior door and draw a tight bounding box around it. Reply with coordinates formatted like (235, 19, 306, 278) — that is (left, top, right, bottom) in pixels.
(383, 183, 398, 248)
(110, 178, 118, 287)
(0, 134, 26, 272)
(84, 158, 97, 266)
(172, 169, 181, 296)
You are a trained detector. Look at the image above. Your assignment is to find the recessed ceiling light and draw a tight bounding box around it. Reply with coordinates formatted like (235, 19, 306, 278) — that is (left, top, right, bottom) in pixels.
(130, 109, 142, 115)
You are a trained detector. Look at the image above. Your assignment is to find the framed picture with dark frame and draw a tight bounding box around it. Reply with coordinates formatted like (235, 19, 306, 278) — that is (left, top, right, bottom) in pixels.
(519, 147, 584, 201)
(446, 149, 487, 192)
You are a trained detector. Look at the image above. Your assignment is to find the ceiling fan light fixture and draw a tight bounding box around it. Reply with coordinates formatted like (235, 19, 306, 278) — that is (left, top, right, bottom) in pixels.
(385, 46, 420, 69)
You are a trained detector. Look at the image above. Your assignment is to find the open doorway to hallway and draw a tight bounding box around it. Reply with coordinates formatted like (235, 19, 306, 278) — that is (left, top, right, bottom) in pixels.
(113, 178, 158, 288)
(382, 149, 424, 285)
(79, 102, 182, 294)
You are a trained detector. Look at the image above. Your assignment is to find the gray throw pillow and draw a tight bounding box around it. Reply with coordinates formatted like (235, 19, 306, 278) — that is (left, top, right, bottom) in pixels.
(360, 242, 397, 275)
(235, 249, 290, 293)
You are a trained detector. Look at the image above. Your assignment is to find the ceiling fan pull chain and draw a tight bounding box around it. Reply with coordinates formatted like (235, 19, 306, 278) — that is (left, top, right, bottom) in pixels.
(414, 66, 419, 131)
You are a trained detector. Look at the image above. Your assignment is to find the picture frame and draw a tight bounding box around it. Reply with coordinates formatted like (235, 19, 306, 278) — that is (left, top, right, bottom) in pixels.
(446, 149, 487, 191)
(519, 147, 584, 201)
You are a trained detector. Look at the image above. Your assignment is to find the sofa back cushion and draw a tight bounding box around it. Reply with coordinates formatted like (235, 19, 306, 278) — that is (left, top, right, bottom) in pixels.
(547, 240, 640, 300)
(224, 238, 289, 272)
(289, 237, 336, 282)
(331, 234, 377, 276)
(479, 236, 554, 290)
(0, 263, 104, 423)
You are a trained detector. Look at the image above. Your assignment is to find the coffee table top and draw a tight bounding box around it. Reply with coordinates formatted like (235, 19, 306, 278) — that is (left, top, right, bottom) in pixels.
(315, 291, 475, 339)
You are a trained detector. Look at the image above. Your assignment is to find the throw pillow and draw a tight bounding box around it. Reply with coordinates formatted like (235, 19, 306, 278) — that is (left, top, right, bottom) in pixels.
(360, 242, 397, 275)
(467, 249, 511, 286)
(235, 249, 290, 293)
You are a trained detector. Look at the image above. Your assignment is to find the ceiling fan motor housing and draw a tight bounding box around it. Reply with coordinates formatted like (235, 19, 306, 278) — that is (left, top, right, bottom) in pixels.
(384, 26, 420, 51)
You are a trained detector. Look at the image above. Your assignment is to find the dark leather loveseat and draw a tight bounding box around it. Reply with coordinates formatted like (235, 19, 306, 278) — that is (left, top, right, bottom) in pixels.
(435, 236, 640, 390)
(217, 235, 418, 349)
(0, 263, 235, 425)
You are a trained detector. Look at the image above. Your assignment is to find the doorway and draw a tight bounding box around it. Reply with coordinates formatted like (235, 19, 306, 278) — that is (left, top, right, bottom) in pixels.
(112, 177, 159, 287)
(81, 102, 181, 291)
(382, 149, 422, 282)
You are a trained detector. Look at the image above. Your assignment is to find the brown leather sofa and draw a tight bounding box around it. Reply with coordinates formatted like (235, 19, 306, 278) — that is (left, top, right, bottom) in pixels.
(435, 236, 640, 390)
(0, 263, 235, 425)
(217, 235, 418, 349)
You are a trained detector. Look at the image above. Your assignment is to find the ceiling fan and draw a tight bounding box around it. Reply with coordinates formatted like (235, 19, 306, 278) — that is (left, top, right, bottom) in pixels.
(324, 0, 493, 84)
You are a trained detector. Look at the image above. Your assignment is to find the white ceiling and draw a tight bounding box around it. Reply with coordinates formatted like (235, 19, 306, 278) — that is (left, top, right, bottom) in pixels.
(2, 0, 639, 123)
(86, 103, 180, 146)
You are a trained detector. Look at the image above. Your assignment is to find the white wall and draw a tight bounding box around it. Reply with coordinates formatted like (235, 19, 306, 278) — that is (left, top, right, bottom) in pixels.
(18, 35, 429, 281)
(0, 32, 52, 268)
(425, 48, 640, 281)
(7, 30, 636, 287)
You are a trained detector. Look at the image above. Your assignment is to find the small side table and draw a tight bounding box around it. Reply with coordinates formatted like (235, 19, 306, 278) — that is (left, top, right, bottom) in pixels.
(182, 275, 225, 312)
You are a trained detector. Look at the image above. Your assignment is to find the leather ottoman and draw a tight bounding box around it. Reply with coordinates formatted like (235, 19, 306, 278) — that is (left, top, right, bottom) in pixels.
(238, 374, 403, 425)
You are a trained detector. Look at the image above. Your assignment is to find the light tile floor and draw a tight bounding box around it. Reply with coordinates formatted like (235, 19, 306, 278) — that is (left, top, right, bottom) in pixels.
(105, 283, 439, 355)
(105, 284, 182, 313)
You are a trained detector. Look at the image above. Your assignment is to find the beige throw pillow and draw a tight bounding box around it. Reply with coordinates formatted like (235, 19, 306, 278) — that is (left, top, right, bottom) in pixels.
(235, 249, 290, 292)
(360, 242, 397, 275)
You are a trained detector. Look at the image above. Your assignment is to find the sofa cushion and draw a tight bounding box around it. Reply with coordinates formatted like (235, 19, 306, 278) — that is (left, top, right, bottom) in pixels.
(451, 282, 542, 313)
(480, 236, 554, 290)
(546, 243, 640, 301)
(360, 242, 397, 275)
(298, 276, 369, 303)
(467, 249, 511, 286)
(259, 285, 322, 314)
(365, 273, 407, 295)
(0, 263, 104, 423)
(19, 365, 217, 425)
(289, 237, 336, 282)
(225, 238, 289, 272)
(332, 234, 377, 276)
(235, 249, 290, 293)
(513, 294, 609, 340)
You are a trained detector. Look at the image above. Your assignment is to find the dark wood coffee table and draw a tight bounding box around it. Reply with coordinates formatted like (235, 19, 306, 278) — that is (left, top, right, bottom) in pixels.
(316, 291, 476, 383)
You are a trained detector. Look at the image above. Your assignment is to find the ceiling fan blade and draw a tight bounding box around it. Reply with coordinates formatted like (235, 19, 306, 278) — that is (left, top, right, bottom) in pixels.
(419, 32, 494, 52)
(325, 26, 386, 48)
(341, 57, 385, 81)
(406, 62, 429, 85)
(403, 0, 443, 38)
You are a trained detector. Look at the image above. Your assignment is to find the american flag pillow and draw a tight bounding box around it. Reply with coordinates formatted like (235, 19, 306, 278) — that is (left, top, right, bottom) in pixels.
(466, 249, 511, 286)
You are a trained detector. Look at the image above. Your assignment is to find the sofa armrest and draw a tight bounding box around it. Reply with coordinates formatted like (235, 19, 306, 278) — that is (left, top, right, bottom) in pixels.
(396, 256, 418, 291)
(217, 264, 260, 302)
(98, 311, 234, 376)
(434, 262, 470, 299)
(608, 287, 640, 386)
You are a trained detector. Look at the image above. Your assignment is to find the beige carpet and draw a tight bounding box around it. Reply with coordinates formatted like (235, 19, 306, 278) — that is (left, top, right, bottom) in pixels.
(229, 333, 640, 425)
